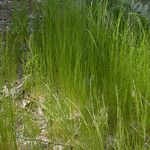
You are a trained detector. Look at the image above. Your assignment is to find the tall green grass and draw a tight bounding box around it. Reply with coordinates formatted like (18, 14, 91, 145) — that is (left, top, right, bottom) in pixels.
(0, 0, 150, 149)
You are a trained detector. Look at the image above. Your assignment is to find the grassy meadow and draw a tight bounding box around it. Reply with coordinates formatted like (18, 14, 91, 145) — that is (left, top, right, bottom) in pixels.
(0, 0, 150, 149)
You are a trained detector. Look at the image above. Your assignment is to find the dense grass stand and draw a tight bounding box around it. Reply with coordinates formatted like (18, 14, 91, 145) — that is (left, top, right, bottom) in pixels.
(0, 0, 150, 149)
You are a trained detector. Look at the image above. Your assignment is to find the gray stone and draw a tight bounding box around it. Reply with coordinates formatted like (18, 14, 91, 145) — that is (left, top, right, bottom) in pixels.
(125, 0, 150, 19)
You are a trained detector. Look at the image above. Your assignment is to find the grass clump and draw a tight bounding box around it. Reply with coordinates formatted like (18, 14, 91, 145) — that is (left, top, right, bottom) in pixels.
(0, 0, 150, 149)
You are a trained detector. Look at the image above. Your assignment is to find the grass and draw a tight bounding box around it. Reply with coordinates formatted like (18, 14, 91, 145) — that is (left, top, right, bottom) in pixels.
(0, 0, 150, 149)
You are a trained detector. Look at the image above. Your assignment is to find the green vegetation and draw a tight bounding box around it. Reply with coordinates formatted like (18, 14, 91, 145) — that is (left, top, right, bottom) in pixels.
(0, 0, 150, 149)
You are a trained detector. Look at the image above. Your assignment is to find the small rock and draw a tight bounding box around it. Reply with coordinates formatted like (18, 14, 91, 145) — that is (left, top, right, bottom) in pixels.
(53, 145, 63, 150)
